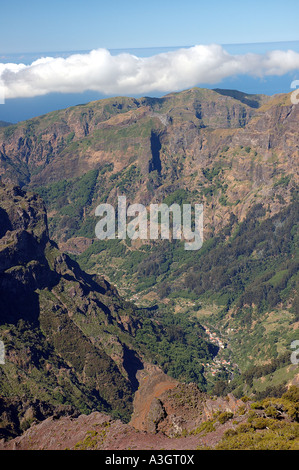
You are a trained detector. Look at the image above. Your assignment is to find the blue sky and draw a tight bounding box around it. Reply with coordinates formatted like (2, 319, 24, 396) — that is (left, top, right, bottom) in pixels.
(1, 0, 299, 53)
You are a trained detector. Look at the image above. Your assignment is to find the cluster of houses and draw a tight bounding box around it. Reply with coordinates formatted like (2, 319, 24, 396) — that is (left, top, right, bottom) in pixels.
(203, 357, 233, 377)
(201, 325, 235, 378)
(203, 326, 225, 349)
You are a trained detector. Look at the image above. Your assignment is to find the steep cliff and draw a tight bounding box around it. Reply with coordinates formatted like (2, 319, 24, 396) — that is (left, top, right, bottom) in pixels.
(0, 183, 146, 433)
(0, 87, 298, 408)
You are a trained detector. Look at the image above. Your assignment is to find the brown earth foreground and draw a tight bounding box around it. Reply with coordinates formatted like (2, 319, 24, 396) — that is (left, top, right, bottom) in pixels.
(0, 368, 250, 450)
(0, 409, 245, 451)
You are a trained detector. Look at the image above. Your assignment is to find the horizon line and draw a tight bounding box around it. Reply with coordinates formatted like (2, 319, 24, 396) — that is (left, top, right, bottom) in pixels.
(2, 39, 299, 57)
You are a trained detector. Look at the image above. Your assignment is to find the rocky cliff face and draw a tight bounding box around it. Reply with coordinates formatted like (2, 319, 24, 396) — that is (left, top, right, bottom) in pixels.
(0, 88, 297, 255)
(0, 388, 251, 450)
(0, 183, 154, 431)
(0, 88, 297, 383)
(0, 89, 297, 198)
(129, 366, 244, 437)
(0, 87, 298, 449)
(1, 381, 298, 450)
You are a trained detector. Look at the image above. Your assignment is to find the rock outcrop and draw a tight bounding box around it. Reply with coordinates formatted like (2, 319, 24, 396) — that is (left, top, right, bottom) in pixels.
(0, 183, 150, 426)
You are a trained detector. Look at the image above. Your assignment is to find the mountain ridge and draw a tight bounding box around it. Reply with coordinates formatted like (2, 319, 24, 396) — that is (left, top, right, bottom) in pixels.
(0, 181, 217, 438)
(0, 87, 298, 437)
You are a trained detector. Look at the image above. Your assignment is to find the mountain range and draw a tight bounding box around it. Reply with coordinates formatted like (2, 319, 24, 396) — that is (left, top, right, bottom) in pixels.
(0, 87, 298, 449)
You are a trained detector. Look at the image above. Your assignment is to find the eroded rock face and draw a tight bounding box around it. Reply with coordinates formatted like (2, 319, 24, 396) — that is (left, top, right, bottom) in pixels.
(0, 348, 297, 450)
(129, 364, 179, 432)
(0, 183, 149, 424)
(0, 89, 297, 211)
(202, 393, 244, 420)
(0, 396, 79, 441)
(130, 368, 247, 438)
(0, 89, 298, 450)
(146, 398, 166, 433)
(0, 381, 251, 450)
(0, 89, 297, 258)
(0, 377, 259, 451)
(0, 185, 48, 270)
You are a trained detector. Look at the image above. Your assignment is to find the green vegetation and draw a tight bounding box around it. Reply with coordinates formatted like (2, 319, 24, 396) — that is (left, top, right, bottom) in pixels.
(37, 168, 99, 211)
(180, 200, 298, 314)
(215, 387, 299, 450)
(35, 168, 99, 238)
(191, 419, 216, 436)
(74, 423, 111, 450)
(0, 87, 298, 454)
(274, 174, 292, 188)
(70, 194, 298, 393)
(134, 309, 217, 388)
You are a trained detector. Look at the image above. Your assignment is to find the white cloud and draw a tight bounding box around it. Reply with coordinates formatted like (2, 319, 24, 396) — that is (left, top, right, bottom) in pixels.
(1, 45, 299, 99)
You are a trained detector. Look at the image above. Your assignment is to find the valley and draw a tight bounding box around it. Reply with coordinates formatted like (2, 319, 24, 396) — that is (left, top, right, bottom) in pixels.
(0, 87, 298, 449)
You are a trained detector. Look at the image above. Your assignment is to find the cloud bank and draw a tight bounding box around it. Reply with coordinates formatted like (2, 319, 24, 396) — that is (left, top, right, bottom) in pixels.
(1, 44, 299, 99)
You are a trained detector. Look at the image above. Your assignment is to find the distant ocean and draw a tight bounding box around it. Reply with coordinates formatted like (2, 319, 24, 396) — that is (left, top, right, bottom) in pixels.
(1, 40, 299, 123)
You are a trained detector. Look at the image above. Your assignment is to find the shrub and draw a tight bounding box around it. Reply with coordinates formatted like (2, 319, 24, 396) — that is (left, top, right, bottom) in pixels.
(218, 411, 234, 424)
(265, 406, 279, 418)
(251, 417, 268, 430)
(192, 420, 216, 435)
